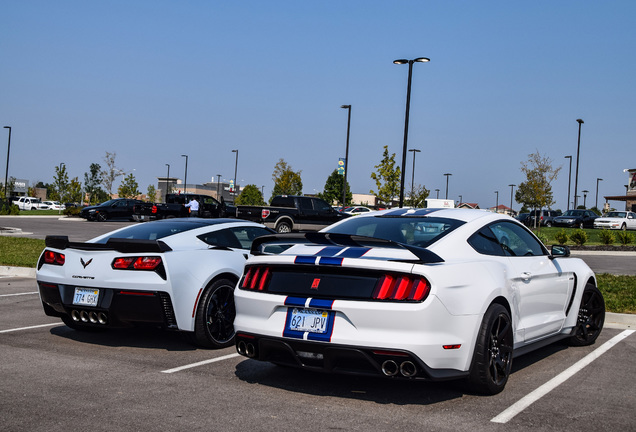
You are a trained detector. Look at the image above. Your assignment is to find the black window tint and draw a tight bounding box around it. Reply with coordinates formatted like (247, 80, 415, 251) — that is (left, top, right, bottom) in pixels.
(229, 226, 273, 249)
(299, 197, 313, 210)
(313, 198, 331, 211)
(198, 229, 242, 249)
(468, 227, 505, 256)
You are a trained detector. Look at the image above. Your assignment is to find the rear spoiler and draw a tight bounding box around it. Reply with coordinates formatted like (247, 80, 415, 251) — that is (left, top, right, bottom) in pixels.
(250, 232, 444, 263)
(44, 236, 172, 253)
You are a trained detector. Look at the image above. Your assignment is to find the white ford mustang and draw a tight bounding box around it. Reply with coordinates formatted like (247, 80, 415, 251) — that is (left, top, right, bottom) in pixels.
(233, 208, 605, 394)
(37, 218, 273, 348)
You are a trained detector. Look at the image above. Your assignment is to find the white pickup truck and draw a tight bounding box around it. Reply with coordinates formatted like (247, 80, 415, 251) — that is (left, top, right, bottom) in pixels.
(13, 196, 47, 210)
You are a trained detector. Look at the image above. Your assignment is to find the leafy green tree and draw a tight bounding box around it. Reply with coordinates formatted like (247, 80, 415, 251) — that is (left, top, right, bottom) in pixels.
(147, 184, 158, 202)
(101, 151, 124, 195)
(84, 163, 104, 205)
(271, 159, 302, 200)
(118, 173, 140, 198)
(409, 184, 430, 208)
(236, 184, 266, 205)
(52, 164, 70, 202)
(515, 151, 560, 226)
(370, 145, 400, 207)
(68, 177, 83, 204)
(320, 170, 351, 206)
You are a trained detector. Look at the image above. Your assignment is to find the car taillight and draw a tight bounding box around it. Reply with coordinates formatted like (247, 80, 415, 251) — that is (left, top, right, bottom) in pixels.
(112, 256, 162, 271)
(43, 250, 65, 265)
(373, 274, 430, 302)
(241, 266, 272, 291)
(152, 205, 158, 214)
(261, 209, 270, 219)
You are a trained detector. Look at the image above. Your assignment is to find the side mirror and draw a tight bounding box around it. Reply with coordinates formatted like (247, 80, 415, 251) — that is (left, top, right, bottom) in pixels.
(550, 244, 570, 258)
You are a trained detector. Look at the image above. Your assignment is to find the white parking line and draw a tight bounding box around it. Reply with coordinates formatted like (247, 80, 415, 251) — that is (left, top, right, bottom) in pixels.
(0, 323, 58, 333)
(491, 329, 635, 424)
(161, 353, 241, 373)
(0, 291, 38, 297)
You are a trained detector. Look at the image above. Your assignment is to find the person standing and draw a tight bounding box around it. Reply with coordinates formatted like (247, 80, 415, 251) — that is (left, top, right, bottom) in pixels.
(185, 197, 200, 217)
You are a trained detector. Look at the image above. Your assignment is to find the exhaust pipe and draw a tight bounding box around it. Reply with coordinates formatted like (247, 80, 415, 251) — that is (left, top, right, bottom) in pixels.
(80, 311, 89, 322)
(237, 341, 247, 356)
(89, 312, 98, 324)
(400, 361, 417, 377)
(245, 343, 256, 358)
(97, 313, 108, 325)
(71, 310, 81, 321)
(381, 360, 399, 376)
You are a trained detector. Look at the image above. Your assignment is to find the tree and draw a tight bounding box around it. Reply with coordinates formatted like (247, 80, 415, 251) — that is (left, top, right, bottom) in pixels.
(67, 177, 84, 204)
(84, 163, 104, 205)
(515, 151, 561, 227)
(319, 170, 352, 206)
(271, 159, 302, 200)
(409, 184, 430, 208)
(118, 173, 140, 198)
(146, 184, 157, 202)
(52, 164, 69, 202)
(235, 184, 266, 205)
(370, 145, 400, 207)
(101, 152, 124, 195)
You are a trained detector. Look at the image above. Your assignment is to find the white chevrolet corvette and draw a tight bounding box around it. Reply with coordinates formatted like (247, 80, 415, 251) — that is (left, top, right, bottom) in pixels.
(37, 218, 273, 348)
(233, 208, 605, 394)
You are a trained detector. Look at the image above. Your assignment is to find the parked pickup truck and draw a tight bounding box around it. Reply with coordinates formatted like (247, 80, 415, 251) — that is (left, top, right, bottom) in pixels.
(236, 195, 349, 233)
(13, 196, 47, 211)
(132, 193, 235, 221)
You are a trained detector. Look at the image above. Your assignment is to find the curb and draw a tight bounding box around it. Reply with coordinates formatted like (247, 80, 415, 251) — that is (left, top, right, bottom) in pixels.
(0, 266, 37, 278)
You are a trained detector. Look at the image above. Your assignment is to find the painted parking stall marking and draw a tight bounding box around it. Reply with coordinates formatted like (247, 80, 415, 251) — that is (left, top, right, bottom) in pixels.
(161, 353, 241, 374)
(491, 329, 635, 424)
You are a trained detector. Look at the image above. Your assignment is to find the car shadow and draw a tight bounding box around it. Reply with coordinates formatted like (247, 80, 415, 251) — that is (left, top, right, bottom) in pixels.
(49, 324, 197, 352)
(233, 359, 467, 405)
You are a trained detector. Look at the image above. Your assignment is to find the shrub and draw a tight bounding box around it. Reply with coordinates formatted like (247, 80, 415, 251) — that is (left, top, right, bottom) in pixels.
(535, 232, 548, 246)
(0, 203, 19, 215)
(63, 206, 81, 217)
(617, 230, 635, 246)
(554, 229, 569, 245)
(598, 229, 615, 245)
(570, 230, 588, 246)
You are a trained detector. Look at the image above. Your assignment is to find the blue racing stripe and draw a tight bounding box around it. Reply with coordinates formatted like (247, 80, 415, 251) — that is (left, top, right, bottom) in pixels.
(295, 256, 316, 265)
(318, 256, 343, 266)
(338, 247, 370, 258)
(308, 298, 334, 309)
(315, 246, 344, 257)
(284, 297, 307, 307)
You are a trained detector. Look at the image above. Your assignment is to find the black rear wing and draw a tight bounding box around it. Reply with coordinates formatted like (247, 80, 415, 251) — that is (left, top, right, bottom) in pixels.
(250, 232, 443, 263)
(44, 236, 172, 253)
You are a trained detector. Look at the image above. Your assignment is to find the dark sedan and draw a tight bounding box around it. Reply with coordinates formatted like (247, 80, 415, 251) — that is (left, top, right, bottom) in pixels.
(552, 209, 598, 229)
(80, 198, 144, 222)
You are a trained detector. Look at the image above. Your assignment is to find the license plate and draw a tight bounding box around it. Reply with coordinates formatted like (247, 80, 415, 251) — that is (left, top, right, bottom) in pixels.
(73, 288, 99, 307)
(288, 308, 329, 333)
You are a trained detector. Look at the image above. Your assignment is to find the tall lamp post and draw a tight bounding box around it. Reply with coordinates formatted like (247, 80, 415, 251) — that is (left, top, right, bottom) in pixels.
(341, 105, 352, 208)
(564, 155, 572, 211)
(582, 190, 589, 208)
(181, 154, 188, 194)
(444, 173, 452, 199)
(232, 149, 239, 198)
(494, 191, 499, 213)
(458, 195, 462, 205)
(408, 148, 421, 206)
(216, 174, 222, 201)
(3, 126, 11, 199)
(393, 57, 430, 208)
(574, 119, 584, 208)
(595, 178, 603, 209)
(165, 164, 170, 201)
(509, 184, 516, 215)
(435, 189, 440, 199)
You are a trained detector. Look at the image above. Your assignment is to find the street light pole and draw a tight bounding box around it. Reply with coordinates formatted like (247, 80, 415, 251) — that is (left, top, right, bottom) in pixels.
(394, 57, 430, 208)
(495, 191, 499, 213)
(216, 174, 222, 201)
(444, 173, 452, 199)
(595, 178, 603, 209)
(165, 164, 170, 201)
(3, 126, 11, 199)
(458, 195, 462, 205)
(582, 190, 589, 208)
(232, 149, 238, 199)
(509, 184, 516, 215)
(340, 105, 351, 208)
(564, 155, 572, 211)
(574, 119, 584, 209)
(435, 189, 440, 199)
(181, 154, 188, 194)
(408, 148, 421, 206)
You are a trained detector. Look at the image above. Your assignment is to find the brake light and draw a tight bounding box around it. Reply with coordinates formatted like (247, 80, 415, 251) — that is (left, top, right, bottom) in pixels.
(241, 266, 272, 291)
(373, 274, 430, 302)
(261, 209, 270, 219)
(44, 250, 65, 265)
(152, 205, 158, 214)
(112, 256, 162, 271)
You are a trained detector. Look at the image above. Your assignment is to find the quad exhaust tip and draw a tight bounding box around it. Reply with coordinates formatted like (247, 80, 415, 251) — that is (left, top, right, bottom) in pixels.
(70, 310, 108, 325)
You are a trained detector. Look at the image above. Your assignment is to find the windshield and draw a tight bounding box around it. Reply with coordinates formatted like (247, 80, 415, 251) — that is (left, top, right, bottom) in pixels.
(93, 220, 215, 243)
(324, 216, 465, 248)
(562, 210, 584, 217)
(604, 212, 626, 218)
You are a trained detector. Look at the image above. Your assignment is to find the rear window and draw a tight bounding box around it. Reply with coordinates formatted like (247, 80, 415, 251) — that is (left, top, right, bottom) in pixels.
(92, 220, 216, 243)
(324, 216, 464, 247)
(271, 196, 295, 207)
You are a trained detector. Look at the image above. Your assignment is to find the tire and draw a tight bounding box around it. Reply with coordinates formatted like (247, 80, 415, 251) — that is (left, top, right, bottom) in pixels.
(568, 283, 605, 346)
(546, 222, 552, 227)
(621, 223, 627, 231)
(468, 304, 514, 395)
(276, 221, 292, 233)
(97, 212, 108, 222)
(191, 278, 237, 349)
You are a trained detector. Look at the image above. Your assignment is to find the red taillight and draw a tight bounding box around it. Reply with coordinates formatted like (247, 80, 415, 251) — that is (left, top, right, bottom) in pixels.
(241, 266, 272, 291)
(373, 274, 430, 302)
(112, 256, 162, 271)
(152, 205, 158, 214)
(44, 250, 65, 265)
(261, 209, 270, 219)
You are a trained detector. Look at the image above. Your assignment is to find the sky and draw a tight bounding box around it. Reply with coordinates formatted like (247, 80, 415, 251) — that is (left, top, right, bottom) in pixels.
(2, 1, 635, 211)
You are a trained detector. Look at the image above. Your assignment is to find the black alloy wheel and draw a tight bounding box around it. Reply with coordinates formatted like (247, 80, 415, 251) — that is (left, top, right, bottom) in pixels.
(568, 283, 605, 346)
(97, 212, 108, 222)
(468, 304, 514, 395)
(192, 278, 237, 348)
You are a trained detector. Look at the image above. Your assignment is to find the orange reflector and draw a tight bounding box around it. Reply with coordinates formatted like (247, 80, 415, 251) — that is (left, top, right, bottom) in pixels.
(442, 344, 462, 350)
